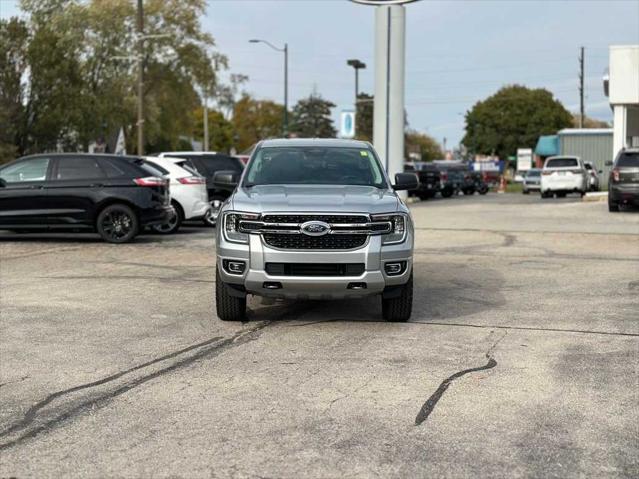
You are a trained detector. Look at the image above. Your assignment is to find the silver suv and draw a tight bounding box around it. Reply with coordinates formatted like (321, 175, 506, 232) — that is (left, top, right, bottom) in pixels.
(214, 139, 418, 322)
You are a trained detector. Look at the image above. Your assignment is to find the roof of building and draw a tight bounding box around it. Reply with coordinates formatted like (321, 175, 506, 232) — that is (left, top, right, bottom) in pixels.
(259, 138, 372, 148)
(557, 128, 613, 135)
(535, 135, 559, 156)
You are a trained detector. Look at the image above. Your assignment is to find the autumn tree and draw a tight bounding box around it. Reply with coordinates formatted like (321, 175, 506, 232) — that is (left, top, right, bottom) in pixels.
(232, 94, 285, 151)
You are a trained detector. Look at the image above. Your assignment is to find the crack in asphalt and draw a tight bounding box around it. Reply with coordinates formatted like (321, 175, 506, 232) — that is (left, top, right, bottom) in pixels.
(0, 322, 270, 451)
(411, 321, 639, 338)
(414, 331, 507, 426)
(286, 319, 639, 337)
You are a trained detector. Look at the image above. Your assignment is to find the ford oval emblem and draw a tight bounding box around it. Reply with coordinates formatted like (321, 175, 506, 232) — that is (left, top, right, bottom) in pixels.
(300, 221, 330, 236)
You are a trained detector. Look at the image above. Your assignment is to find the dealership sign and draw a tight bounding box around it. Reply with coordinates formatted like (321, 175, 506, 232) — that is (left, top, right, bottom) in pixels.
(340, 111, 356, 139)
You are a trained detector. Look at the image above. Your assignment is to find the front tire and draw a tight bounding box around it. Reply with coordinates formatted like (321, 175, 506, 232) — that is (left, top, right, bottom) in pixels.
(97, 204, 139, 243)
(441, 187, 453, 198)
(382, 272, 413, 322)
(204, 195, 226, 227)
(215, 268, 246, 321)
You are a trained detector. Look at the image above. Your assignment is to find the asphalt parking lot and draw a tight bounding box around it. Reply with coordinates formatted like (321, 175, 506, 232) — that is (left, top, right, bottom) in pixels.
(1, 193, 638, 478)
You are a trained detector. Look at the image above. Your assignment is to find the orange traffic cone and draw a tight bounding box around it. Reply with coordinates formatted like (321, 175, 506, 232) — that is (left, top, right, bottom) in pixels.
(497, 175, 506, 193)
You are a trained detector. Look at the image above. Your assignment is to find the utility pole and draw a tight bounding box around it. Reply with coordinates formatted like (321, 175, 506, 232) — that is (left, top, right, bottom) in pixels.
(284, 43, 289, 137)
(136, 0, 144, 155)
(203, 89, 209, 151)
(579, 46, 584, 128)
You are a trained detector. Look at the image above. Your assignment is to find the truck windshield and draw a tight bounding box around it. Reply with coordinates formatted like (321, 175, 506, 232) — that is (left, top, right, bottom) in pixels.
(244, 146, 388, 188)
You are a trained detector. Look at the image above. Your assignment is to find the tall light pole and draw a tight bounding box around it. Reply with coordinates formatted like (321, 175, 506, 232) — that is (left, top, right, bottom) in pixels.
(347, 59, 366, 111)
(249, 39, 288, 136)
(136, 0, 144, 155)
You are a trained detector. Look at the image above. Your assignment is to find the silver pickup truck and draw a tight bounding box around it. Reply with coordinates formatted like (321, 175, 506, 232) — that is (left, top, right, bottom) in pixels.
(214, 139, 418, 322)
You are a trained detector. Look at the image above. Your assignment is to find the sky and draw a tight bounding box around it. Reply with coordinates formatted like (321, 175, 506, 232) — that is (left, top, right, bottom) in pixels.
(2, 0, 639, 148)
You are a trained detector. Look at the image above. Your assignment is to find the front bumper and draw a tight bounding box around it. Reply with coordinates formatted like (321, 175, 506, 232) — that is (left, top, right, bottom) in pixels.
(217, 233, 413, 300)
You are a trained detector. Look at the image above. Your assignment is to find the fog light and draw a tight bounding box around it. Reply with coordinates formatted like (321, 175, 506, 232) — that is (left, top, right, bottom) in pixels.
(385, 261, 406, 276)
(223, 259, 246, 275)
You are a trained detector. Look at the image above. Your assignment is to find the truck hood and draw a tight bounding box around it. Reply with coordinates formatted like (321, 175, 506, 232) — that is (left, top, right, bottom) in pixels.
(230, 185, 400, 215)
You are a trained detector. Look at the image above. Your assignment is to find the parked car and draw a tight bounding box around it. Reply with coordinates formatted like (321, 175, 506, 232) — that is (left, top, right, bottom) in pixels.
(0, 153, 173, 243)
(144, 156, 209, 234)
(434, 161, 469, 197)
(469, 171, 489, 195)
(583, 161, 601, 191)
(540, 156, 588, 198)
(157, 152, 245, 225)
(405, 162, 439, 199)
(215, 138, 417, 322)
(522, 168, 542, 194)
(607, 148, 639, 212)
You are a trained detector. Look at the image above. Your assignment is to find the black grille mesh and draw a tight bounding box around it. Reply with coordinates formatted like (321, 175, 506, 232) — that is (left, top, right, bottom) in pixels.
(263, 234, 367, 250)
(261, 214, 368, 224)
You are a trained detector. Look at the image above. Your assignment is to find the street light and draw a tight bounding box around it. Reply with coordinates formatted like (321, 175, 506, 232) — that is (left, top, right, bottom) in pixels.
(249, 39, 289, 136)
(347, 59, 366, 111)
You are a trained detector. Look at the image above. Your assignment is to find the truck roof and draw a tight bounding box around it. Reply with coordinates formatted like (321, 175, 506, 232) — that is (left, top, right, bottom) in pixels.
(259, 138, 372, 149)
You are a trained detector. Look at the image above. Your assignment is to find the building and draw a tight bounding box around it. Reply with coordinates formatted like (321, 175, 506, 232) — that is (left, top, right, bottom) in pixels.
(558, 129, 613, 187)
(606, 45, 639, 155)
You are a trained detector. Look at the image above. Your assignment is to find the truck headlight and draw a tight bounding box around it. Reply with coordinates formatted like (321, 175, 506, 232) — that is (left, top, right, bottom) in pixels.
(371, 213, 408, 245)
(223, 212, 259, 244)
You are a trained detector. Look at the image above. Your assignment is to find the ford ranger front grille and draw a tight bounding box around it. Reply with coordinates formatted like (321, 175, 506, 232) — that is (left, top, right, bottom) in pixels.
(262, 233, 367, 250)
(238, 214, 391, 250)
(261, 214, 369, 224)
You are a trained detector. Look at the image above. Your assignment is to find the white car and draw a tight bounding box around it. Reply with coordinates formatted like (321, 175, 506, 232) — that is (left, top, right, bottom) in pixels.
(540, 156, 589, 198)
(144, 156, 210, 234)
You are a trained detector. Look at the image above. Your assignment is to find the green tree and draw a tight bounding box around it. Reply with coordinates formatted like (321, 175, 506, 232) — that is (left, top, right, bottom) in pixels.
(3, 0, 229, 157)
(462, 85, 572, 159)
(405, 130, 443, 162)
(232, 94, 284, 151)
(192, 107, 234, 153)
(0, 18, 28, 163)
(290, 93, 336, 138)
(355, 92, 373, 142)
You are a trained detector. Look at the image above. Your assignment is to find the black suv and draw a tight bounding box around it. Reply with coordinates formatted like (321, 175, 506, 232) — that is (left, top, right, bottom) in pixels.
(405, 162, 440, 199)
(0, 153, 173, 243)
(158, 152, 244, 224)
(607, 148, 639, 212)
(434, 161, 471, 198)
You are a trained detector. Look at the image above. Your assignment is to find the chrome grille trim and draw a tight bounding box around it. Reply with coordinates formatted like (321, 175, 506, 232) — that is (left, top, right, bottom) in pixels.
(238, 220, 392, 235)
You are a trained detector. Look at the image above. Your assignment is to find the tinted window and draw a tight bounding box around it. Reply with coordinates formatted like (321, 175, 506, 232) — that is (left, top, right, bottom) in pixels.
(0, 157, 50, 182)
(526, 170, 541, 177)
(54, 156, 104, 180)
(545, 158, 578, 168)
(617, 152, 639, 168)
(97, 158, 132, 178)
(198, 156, 243, 174)
(134, 160, 167, 177)
(245, 147, 387, 188)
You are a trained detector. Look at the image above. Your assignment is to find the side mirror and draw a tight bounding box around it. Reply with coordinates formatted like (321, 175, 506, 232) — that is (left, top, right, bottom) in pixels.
(213, 170, 240, 189)
(0, 178, 6, 188)
(598, 170, 603, 174)
(605, 161, 613, 166)
(393, 172, 419, 191)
